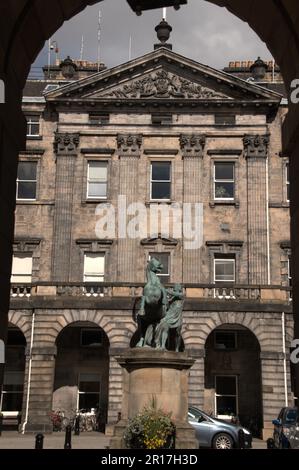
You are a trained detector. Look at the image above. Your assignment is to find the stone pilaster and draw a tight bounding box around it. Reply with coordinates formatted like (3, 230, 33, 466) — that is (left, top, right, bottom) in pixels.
(187, 349, 205, 410)
(52, 133, 80, 281)
(117, 134, 142, 282)
(244, 135, 269, 284)
(106, 353, 124, 436)
(21, 346, 57, 433)
(180, 134, 206, 283)
(260, 351, 293, 440)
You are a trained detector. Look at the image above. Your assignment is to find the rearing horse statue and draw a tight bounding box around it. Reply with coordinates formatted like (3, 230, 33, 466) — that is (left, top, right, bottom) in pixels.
(136, 258, 168, 348)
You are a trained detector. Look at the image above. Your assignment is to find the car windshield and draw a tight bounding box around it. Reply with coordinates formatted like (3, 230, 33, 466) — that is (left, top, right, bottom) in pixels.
(285, 409, 298, 424)
(188, 408, 208, 422)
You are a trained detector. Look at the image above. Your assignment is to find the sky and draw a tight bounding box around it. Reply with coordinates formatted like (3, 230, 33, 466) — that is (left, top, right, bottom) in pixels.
(31, 0, 273, 75)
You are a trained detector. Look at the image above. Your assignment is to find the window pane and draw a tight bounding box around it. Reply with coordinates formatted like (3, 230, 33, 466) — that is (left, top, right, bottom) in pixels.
(89, 162, 107, 180)
(88, 182, 107, 198)
(216, 396, 237, 416)
(81, 329, 102, 347)
(2, 393, 23, 412)
(80, 381, 100, 393)
(150, 253, 169, 275)
(17, 182, 37, 200)
(215, 182, 234, 199)
(84, 254, 105, 281)
(152, 162, 171, 181)
(152, 182, 171, 199)
(18, 162, 37, 181)
(215, 259, 235, 282)
(215, 163, 234, 180)
(216, 376, 236, 395)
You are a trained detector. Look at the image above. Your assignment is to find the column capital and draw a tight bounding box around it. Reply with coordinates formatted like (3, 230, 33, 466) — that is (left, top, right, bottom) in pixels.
(54, 132, 80, 156)
(243, 134, 269, 159)
(117, 134, 143, 157)
(180, 134, 206, 158)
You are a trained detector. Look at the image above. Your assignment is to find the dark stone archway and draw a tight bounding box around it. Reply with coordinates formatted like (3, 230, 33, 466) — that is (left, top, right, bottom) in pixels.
(1, 0, 299, 399)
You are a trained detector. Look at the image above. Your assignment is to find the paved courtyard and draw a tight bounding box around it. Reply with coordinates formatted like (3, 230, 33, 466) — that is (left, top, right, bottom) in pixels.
(0, 432, 111, 449)
(0, 432, 266, 449)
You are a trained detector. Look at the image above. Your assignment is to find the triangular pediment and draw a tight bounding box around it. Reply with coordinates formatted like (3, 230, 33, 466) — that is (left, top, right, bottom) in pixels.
(45, 48, 282, 104)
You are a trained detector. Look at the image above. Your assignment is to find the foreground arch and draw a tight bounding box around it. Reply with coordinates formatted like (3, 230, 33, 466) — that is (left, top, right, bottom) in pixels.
(1, 0, 299, 398)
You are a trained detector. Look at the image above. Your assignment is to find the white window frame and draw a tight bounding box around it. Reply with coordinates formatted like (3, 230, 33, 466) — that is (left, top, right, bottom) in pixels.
(214, 375, 238, 420)
(86, 161, 108, 200)
(11, 254, 33, 284)
(214, 258, 235, 283)
(214, 162, 235, 201)
(83, 253, 105, 283)
(150, 161, 171, 201)
(16, 161, 37, 202)
(26, 115, 40, 137)
(286, 163, 290, 203)
(0, 371, 24, 415)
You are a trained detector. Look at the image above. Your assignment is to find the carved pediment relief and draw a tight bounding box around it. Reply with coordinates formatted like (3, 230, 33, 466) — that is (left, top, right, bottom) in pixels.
(100, 69, 229, 100)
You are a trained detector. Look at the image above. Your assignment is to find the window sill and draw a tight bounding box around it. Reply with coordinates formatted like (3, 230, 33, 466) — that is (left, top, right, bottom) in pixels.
(82, 199, 110, 205)
(146, 200, 174, 206)
(210, 200, 240, 208)
(26, 136, 43, 141)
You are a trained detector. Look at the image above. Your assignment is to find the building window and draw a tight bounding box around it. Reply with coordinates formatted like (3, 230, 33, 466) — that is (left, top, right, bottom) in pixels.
(16, 162, 37, 201)
(87, 161, 108, 199)
(26, 115, 40, 137)
(151, 162, 171, 200)
(215, 114, 236, 126)
(149, 253, 170, 283)
(214, 162, 235, 200)
(81, 328, 103, 347)
(11, 254, 32, 283)
(215, 376, 238, 419)
(89, 113, 110, 125)
(288, 255, 292, 287)
(0, 371, 24, 413)
(83, 253, 105, 282)
(152, 113, 173, 126)
(214, 257, 235, 283)
(286, 163, 290, 202)
(215, 331, 237, 350)
(77, 374, 101, 412)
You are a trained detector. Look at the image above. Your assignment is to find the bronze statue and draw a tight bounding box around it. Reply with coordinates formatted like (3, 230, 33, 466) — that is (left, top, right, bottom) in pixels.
(135, 259, 184, 351)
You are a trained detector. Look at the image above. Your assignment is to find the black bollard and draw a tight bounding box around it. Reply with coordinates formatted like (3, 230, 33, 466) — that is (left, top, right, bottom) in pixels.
(35, 434, 44, 449)
(238, 429, 245, 449)
(74, 415, 80, 436)
(64, 425, 72, 449)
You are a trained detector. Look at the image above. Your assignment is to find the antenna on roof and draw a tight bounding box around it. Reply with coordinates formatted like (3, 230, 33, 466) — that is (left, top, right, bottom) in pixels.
(97, 10, 102, 72)
(80, 35, 84, 61)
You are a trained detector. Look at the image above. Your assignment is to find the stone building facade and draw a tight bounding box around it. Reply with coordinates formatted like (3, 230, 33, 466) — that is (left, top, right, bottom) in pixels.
(1, 32, 294, 440)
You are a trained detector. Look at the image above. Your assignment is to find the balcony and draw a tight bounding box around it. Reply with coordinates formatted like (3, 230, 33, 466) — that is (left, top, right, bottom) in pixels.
(10, 282, 292, 305)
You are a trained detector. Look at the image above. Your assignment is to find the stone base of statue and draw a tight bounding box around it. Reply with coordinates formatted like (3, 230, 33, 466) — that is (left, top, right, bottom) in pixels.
(110, 348, 198, 449)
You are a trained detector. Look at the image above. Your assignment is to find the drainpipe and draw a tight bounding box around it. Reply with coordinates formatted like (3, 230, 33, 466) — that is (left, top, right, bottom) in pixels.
(282, 311, 289, 407)
(22, 310, 35, 434)
(266, 155, 271, 285)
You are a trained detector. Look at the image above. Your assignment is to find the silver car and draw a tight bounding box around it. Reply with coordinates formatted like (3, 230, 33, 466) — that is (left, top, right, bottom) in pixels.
(188, 406, 252, 449)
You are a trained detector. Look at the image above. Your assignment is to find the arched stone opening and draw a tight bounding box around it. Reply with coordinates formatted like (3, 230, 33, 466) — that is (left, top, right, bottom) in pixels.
(204, 324, 263, 437)
(53, 321, 110, 432)
(1, 0, 299, 402)
(0, 324, 26, 429)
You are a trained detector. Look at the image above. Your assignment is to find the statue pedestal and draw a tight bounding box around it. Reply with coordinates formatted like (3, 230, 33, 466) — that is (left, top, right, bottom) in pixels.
(110, 348, 198, 449)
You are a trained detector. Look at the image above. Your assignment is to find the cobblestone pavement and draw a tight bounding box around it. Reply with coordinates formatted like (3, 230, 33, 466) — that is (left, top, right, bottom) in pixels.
(0, 432, 111, 449)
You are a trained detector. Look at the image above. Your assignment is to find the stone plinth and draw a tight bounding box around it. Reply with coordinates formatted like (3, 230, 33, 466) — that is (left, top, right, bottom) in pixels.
(110, 348, 197, 449)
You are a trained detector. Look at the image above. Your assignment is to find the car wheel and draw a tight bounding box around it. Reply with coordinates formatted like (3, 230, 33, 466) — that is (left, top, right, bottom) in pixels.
(212, 433, 234, 450)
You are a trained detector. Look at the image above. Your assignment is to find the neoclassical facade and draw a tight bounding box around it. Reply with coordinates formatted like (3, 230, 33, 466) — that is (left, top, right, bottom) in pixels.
(2, 32, 294, 440)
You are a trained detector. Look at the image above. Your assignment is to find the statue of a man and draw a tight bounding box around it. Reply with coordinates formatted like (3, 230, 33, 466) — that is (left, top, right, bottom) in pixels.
(155, 284, 184, 352)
